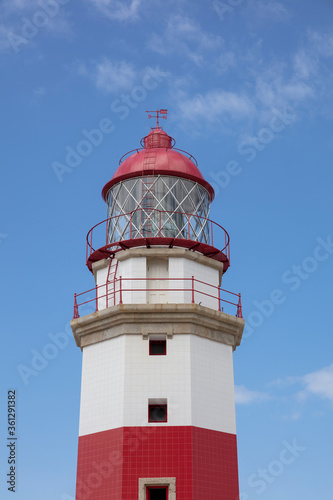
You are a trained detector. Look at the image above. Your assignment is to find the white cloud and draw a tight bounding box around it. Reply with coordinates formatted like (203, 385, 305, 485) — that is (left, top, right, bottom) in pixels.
(292, 30, 333, 83)
(147, 15, 223, 66)
(91, 59, 137, 93)
(0, 0, 73, 53)
(267, 376, 299, 388)
(76, 58, 169, 94)
(308, 30, 333, 58)
(270, 364, 333, 406)
(280, 411, 302, 421)
(216, 51, 236, 73)
(33, 86, 46, 96)
(254, 58, 314, 113)
(302, 364, 333, 402)
(164, 25, 333, 133)
(156, 22, 333, 134)
(1, 0, 40, 13)
(46, 14, 73, 37)
(170, 31, 326, 133)
(289, 411, 301, 420)
(248, 0, 291, 22)
(176, 89, 255, 124)
(86, 0, 142, 22)
(293, 49, 317, 80)
(253, 30, 333, 116)
(235, 385, 270, 404)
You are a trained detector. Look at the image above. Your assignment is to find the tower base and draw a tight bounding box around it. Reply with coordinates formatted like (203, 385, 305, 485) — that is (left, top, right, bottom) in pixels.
(76, 426, 239, 500)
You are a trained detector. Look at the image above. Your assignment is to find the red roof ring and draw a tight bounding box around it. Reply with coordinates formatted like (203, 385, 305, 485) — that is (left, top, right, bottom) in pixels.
(102, 128, 215, 201)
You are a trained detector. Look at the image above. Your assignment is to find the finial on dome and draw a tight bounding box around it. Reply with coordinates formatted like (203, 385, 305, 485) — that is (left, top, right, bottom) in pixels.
(146, 109, 168, 129)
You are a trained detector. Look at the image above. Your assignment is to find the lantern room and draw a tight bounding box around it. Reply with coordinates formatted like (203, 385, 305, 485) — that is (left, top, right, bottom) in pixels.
(86, 110, 230, 274)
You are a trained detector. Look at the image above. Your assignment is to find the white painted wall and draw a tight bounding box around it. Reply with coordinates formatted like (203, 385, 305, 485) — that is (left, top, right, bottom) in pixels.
(169, 257, 219, 308)
(79, 334, 236, 437)
(185, 258, 219, 309)
(95, 262, 109, 311)
(95, 256, 147, 309)
(79, 335, 125, 436)
(190, 335, 236, 434)
(123, 334, 192, 428)
(93, 254, 220, 311)
(117, 256, 147, 304)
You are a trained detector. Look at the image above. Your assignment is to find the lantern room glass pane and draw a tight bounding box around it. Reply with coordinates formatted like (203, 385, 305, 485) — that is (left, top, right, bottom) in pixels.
(106, 175, 211, 244)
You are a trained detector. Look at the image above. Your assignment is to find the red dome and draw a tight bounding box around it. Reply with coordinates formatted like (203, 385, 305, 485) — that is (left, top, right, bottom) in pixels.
(143, 128, 173, 149)
(102, 128, 215, 201)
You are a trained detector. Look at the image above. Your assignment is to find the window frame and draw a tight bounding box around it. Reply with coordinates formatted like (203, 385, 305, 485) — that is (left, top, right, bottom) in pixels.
(139, 478, 176, 500)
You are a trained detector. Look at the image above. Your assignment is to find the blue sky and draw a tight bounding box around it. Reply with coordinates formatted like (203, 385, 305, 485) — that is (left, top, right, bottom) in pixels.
(0, 1, 332, 499)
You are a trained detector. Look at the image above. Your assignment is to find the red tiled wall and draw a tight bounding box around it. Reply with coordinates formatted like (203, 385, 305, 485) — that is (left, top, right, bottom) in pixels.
(75, 426, 239, 500)
(192, 427, 239, 500)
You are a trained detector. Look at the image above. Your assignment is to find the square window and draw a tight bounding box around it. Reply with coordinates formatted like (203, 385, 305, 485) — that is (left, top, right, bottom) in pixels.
(148, 404, 167, 422)
(146, 486, 168, 500)
(149, 339, 166, 355)
(139, 477, 175, 500)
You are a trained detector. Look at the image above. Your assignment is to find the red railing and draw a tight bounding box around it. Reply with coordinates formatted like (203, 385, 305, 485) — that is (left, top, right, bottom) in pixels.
(86, 209, 230, 265)
(73, 276, 242, 320)
(119, 146, 197, 165)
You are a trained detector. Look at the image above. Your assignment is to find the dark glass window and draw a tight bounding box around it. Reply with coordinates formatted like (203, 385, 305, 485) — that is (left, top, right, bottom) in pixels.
(148, 404, 167, 422)
(149, 339, 166, 355)
(147, 486, 168, 500)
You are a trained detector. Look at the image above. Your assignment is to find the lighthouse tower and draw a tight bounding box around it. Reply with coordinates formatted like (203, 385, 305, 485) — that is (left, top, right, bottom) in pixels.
(71, 110, 245, 500)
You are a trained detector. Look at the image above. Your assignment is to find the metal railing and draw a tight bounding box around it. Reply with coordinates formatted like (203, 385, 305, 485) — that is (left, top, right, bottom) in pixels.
(73, 276, 242, 319)
(86, 209, 230, 265)
(119, 146, 197, 165)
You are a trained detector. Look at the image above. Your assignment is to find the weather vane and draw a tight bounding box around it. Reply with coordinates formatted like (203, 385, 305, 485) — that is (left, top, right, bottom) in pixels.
(146, 109, 167, 128)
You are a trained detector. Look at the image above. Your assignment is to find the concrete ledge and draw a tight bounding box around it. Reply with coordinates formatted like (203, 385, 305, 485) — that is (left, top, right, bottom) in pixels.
(91, 247, 225, 278)
(92, 258, 109, 273)
(71, 303, 244, 350)
(117, 246, 224, 272)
